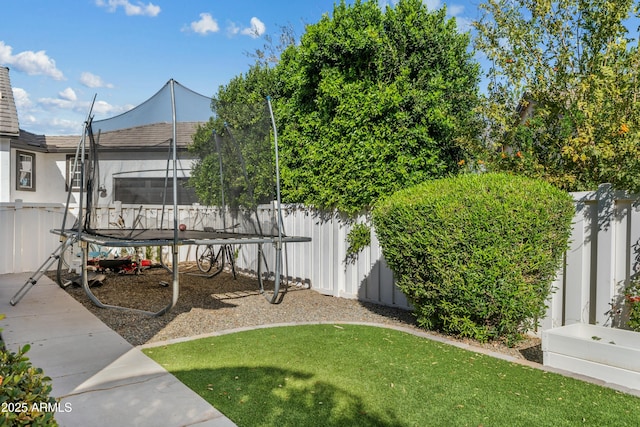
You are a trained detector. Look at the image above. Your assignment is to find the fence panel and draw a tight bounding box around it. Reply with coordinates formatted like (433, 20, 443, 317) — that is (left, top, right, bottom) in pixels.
(0, 201, 75, 275)
(544, 184, 640, 331)
(5, 188, 640, 332)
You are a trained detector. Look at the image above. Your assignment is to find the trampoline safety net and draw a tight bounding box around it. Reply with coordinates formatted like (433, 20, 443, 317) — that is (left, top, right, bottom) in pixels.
(46, 79, 310, 315)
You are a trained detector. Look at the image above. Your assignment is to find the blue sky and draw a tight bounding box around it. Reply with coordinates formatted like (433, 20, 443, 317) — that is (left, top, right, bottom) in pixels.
(1, 0, 480, 135)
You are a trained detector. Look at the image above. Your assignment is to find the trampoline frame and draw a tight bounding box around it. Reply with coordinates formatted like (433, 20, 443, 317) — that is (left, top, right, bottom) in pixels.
(50, 228, 310, 316)
(10, 83, 311, 315)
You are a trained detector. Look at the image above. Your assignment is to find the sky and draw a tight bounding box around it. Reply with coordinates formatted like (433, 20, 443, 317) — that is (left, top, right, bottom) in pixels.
(1, 0, 481, 136)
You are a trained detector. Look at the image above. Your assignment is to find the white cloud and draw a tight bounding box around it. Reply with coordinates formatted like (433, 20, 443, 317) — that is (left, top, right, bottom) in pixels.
(379, 0, 400, 9)
(80, 72, 114, 89)
(454, 16, 472, 32)
(18, 113, 38, 128)
(12, 87, 32, 110)
(38, 96, 75, 110)
(0, 41, 64, 80)
(91, 100, 133, 117)
(47, 117, 85, 134)
(444, 4, 472, 32)
(419, 2, 471, 32)
(424, 0, 441, 11)
(188, 13, 220, 35)
(11, 82, 131, 135)
(240, 17, 266, 39)
(448, 4, 464, 16)
(59, 87, 77, 102)
(226, 17, 266, 39)
(34, 95, 125, 129)
(226, 22, 240, 37)
(95, 0, 160, 17)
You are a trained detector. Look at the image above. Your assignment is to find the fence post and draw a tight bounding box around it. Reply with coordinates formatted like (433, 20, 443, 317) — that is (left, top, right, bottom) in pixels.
(562, 193, 590, 325)
(594, 183, 615, 325)
(13, 199, 23, 273)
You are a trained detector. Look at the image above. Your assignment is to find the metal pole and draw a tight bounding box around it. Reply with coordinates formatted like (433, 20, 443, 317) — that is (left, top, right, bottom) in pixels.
(267, 96, 284, 303)
(266, 97, 284, 246)
(213, 130, 227, 230)
(170, 79, 179, 309)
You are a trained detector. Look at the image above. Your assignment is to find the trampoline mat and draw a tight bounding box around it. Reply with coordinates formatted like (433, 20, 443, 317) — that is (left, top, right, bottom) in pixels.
(53, 228, 311, 246)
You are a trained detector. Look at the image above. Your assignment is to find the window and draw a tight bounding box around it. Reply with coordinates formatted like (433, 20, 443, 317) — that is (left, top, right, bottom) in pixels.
(66, 155, 86, 191)
(16, 151, 35, 191)
(114, 177, 198, 205)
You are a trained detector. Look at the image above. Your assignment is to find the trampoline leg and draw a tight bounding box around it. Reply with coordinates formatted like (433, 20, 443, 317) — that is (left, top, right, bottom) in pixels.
(171, 249, 180, 308)
(10, 237, 77, 306)
(258, 243, 285, 304)
(226, 244, 237, 279)
(80, 244, 179, 316)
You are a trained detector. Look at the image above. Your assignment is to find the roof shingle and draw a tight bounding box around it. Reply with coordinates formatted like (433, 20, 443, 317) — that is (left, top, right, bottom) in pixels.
(43, 121, 202, 152)
(0, 66, 20, 137)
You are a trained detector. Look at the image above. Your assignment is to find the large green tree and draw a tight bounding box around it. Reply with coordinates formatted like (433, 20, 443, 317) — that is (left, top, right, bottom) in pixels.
(276, 0, 480, 214)
(474, 0, 640, 191)
(190, 0, 480, 214)
(189, 65, 278, 209)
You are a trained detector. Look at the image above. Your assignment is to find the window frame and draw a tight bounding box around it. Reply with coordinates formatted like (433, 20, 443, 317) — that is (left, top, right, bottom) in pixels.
(16, 150, 36, 192)
(113, 177, 198, 205)
(66, 155, 87, 192)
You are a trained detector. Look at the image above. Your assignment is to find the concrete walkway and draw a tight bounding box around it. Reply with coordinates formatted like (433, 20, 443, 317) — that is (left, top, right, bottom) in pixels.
(0, 272, 236, 427)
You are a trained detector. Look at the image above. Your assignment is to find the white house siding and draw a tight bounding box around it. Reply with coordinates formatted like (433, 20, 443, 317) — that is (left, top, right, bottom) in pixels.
(10, 150, 68, 204)
(0, 140, 10, 202)
(8, 148, 196, 205)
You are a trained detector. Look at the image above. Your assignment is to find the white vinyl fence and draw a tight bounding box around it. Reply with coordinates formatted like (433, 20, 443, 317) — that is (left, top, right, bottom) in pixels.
(0, 201, 76, 275)
(1, 184, 637, 333)
(543, 184, 640, 331)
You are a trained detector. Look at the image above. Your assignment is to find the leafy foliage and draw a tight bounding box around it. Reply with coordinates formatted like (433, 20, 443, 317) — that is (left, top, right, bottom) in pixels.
(275, 0, 480, 214)
(372, 173, 574, 345)
(473, 0, 640, 192)
(0, 315, 58, 426)
(345, 222, 371, 263)
(189, 0, 481, 215)
(189, 65, 277, 210)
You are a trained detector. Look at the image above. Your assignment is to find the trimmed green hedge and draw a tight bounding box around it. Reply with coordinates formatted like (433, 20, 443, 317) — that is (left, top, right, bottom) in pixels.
(372, 173, 574, 344)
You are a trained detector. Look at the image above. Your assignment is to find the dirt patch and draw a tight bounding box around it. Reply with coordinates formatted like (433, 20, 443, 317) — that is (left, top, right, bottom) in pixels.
(46, 265, 542, 364)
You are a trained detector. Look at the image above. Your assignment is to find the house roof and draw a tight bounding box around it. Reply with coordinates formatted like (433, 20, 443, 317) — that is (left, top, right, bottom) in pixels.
(44, 121, 203, 152)
(0, 66, 20, 137)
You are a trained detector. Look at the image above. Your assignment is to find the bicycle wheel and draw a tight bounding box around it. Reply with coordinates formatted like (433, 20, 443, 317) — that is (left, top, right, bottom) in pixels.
(196, 245, 213, 273)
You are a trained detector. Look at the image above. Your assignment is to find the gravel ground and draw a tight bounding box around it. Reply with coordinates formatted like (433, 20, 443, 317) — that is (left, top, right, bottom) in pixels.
(47, 264, 542, 363)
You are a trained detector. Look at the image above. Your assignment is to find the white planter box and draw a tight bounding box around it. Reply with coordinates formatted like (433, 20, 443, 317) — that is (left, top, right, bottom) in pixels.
(542, 323, 640, 391)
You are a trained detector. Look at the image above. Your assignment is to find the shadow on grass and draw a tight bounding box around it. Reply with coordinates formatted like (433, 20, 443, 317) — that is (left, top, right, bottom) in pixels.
(172, 366, 406, 427)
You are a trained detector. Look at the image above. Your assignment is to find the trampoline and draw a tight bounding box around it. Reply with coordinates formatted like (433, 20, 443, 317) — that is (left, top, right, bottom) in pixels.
(11, 79, 311, 315)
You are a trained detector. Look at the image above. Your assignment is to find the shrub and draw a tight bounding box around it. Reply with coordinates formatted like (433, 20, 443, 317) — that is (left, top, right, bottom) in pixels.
(372, 173, 574, 345)
(345, 223, 372, 263)
(0, 315, 58, 426)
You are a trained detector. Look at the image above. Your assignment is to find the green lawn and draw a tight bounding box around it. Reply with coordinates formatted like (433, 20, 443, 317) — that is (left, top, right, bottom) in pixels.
(143, 324, 640, 427)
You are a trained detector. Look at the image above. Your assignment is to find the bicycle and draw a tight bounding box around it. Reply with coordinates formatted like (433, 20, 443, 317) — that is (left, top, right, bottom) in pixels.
(195, 243, 237, 278)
